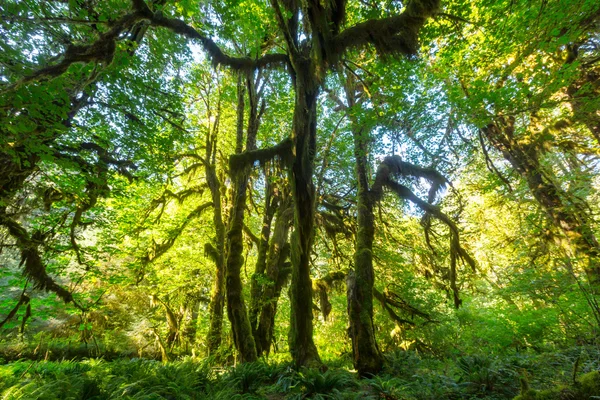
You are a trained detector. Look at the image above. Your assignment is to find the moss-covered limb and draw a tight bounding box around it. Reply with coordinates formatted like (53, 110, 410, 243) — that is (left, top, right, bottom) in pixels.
(267, 0, 299, 62)
(243, 223, 261, 247)
(229, 137, 293, 174)
(372, 288, 416, 327)
(148, 12, 288, 72)
(313, 271, 345, 321)
(374, 155, 448, 197)
(0, 210, 74, 304)
(384, 178, 475, 307)
(482, 118, 600, 288)
(139, 202, 213, 277)
(150, 295, 180, 347)
(151, 328, 170, 362)
(370, 154, 475, 309)
(0, 288, 30, 329)
(249, 177, 277, 334)
(331, 0, 440, 59)
(381, 287, 434, 320)
(3, 8, 148, 93)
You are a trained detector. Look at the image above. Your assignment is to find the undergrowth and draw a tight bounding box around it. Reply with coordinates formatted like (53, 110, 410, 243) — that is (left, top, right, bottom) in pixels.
(0, 346, 598, 399)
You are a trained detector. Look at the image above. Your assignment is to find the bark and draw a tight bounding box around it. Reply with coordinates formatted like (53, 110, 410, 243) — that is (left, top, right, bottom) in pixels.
(224, 75, 258, 362)
(482, 117, 600, 288)
(262, 0, 439, 368)
(344, 76, 384, 376)
(565, 45, 600, 145)
(348, 125, 384, 376)
(249, 175, 277, 335)
(205, 120, 226, 354)
(255, 200, 293, 356)
(288, 59, 322, 367)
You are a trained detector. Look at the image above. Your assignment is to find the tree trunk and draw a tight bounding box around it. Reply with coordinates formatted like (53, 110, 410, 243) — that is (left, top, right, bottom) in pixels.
(224, 76, 258, 363)
(565, 45, 600, 145)
(340, 74, 384, 375)
(256, 199, 293, 356)
(348, 123, 384, 375)
(250, 174, 277, 336)
(483, 117, 600, 288)
(205, 132, 226, 354)
(288, 61, 321, 367)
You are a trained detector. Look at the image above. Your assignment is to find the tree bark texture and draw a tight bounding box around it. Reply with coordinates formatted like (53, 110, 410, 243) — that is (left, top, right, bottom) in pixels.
(224, 76, 259, 362)
(348, 123, 384, 376)
(288, 60, 322, 367)
(250, 174, 277, 336)
(256, 199, 293, 356)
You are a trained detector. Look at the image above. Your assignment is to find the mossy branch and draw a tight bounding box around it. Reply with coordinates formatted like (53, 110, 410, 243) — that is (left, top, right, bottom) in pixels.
(229, 137, 293, 173)
(2, 4, 150, 93)
(0, 290, 30, 329)
(149, 13, 289, 71)
(372, 288, 416, 326)
(0, 212, 74, 304)
(331, 0, 440, 59)
(371, 156, 475, 308)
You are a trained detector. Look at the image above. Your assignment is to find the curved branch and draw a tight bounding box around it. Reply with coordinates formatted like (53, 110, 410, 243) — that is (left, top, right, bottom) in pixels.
(0, 212, 74, 303)
(229, 137, 293, 173)
(331, 0, 440, 58)
(371, 156, 475, 308)
(373, 288, 416, 326)
(149, 13, 289, 71)
(0, 283, 30, 329)
(2, 7, 148, 93)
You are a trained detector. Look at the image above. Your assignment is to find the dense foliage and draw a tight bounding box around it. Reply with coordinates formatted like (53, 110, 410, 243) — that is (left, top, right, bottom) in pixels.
(1, 0, 599, 398)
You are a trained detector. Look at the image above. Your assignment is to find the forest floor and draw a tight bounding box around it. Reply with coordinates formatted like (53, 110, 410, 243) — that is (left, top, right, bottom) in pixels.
(0, 346, 599, 399)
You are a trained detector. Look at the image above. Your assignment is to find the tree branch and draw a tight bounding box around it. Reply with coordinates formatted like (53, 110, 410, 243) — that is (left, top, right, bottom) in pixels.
(149, 13, 289, 71)
(229, 137, 293, 173)
(331, 0, 440, 59)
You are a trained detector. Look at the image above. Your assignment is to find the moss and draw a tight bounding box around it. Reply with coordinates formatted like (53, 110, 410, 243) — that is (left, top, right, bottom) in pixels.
(514, 389, 540, 400)
(513, 387, 570, 400)
(513, 372, 599, 400)
(577, 370, 600, 397)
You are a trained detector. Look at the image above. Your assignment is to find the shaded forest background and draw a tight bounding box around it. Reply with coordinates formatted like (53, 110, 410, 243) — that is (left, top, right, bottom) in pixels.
(1, 0, 600, 398)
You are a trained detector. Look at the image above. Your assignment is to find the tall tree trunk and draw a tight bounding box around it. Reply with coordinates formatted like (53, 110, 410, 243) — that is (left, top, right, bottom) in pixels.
(205, 116, 226, 354)
(256, 198, 293, 356)
(250, 173, 277, 336)
(340, 75, 384, 375)
(348, 127, 384, 375)
(483, 117, 600, 288)
(288, 61, 321, 367)
(224, 75, 258, 362)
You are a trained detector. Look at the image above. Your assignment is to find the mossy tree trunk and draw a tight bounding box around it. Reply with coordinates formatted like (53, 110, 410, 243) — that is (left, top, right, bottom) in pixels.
(255, 197, 293, 356)
(250, 172, 277, 337)
(483, 117, 600, 289)
(225, 74, 266, 362)
(288, 57, 322, 367)
(205, 93, 227, 354)
(344, 76, 384, 376)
